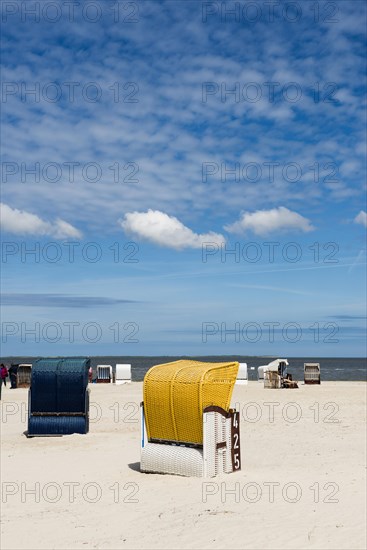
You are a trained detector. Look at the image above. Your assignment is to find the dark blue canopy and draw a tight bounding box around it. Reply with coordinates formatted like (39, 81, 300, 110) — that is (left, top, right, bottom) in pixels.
(30, 357, 90, 414)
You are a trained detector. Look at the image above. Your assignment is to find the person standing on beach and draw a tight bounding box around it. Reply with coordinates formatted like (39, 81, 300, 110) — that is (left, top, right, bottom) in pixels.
(9, 364, 18, 389)
(0, 364, 8, 387)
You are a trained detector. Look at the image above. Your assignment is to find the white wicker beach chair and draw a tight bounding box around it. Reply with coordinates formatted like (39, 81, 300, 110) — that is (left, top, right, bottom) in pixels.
(258, 359, 289, 382)
(236, 362, 248, 385)
(115, 364, 131, 384)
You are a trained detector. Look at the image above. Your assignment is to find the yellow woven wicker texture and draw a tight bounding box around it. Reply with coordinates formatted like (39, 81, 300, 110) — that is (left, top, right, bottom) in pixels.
(143, 360, 239, 444)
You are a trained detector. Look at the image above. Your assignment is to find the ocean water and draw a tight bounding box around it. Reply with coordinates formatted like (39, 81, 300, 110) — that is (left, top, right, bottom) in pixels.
(1, 356, 366, 381)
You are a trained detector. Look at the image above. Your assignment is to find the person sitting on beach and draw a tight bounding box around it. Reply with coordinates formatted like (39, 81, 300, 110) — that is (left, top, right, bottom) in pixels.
(0, 364, 8, 387)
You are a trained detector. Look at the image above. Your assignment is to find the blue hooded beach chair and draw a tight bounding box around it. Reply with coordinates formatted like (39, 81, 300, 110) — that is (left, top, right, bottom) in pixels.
(28, 357, 90, 436)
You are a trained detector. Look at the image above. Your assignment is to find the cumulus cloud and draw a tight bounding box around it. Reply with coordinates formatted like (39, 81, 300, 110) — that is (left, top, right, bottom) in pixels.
(354, 210, 367, 228)
(225, 207, 314, 236)
(120, 209, 226, 249)
(0, 203, 82, 239)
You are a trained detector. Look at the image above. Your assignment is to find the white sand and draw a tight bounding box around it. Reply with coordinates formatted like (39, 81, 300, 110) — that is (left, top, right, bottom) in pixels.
(1, 381, 366, 550)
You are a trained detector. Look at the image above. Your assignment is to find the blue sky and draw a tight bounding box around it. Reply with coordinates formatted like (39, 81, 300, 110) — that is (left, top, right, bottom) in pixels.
(1, 0, 366, 357)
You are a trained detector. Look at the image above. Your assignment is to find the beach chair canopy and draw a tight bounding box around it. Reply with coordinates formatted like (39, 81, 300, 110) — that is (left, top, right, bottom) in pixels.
(266, 358, 289, 372)
(143, 360, 239, 445)
(30, 357, 89, 413)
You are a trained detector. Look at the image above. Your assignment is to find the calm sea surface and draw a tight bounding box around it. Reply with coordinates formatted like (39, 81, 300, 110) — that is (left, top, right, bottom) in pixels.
(2, 356, 366, 381)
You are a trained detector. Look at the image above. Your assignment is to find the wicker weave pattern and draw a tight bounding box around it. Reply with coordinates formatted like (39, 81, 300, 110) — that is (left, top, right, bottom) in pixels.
(144, 360, 239, 445)
(141, 409, 236, 477)
(141, 443, 204, 477)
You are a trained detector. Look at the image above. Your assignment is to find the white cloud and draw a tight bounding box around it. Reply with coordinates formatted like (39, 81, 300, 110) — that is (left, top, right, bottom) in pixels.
(1, 3, 365, 231)
(0, 203, 82, 239)
(52, 219, 82, 239)
(225, 207, 314, 236)
(120, 209, 225, 249)
(354, 210, 367, 228)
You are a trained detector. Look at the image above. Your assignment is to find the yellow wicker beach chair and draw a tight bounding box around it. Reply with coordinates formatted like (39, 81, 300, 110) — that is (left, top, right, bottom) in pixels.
(140, 360, 241, 477)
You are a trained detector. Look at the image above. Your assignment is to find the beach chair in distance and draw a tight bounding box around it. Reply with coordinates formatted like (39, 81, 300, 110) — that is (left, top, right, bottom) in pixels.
(97, 365, 112, 383)
(27, 357, 90, 436)
(264, 370, 282, 389)
(17, 364, 32, 388)
(236, 362, 248, 385)
(259, 358, 289, 384)
(140, 360, 241, 477)
(257, 364, 267, 381)
(115, 364, 131, 384)
(304, 363, 321, 384)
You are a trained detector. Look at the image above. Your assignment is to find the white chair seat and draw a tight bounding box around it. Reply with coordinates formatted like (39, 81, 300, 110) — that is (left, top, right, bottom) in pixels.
(141, 443, 204, 477)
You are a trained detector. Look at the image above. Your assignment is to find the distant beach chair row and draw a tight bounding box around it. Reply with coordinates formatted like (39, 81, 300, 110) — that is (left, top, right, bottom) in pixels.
(12, 360, 319, 388)
(95, 364, 131, 384)
(7, 360, 320, 388)
(257, 359, 321, 387)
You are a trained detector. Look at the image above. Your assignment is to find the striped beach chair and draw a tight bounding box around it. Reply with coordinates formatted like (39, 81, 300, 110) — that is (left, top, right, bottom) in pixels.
(97, 364, 112, 383)
(17, 364, 32, 388)
(140, 360, 241, 477)
(304, 363, 321, 384)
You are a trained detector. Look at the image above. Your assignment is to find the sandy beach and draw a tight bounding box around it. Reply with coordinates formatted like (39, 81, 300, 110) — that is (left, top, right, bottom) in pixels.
(1, 381, 366, 550)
